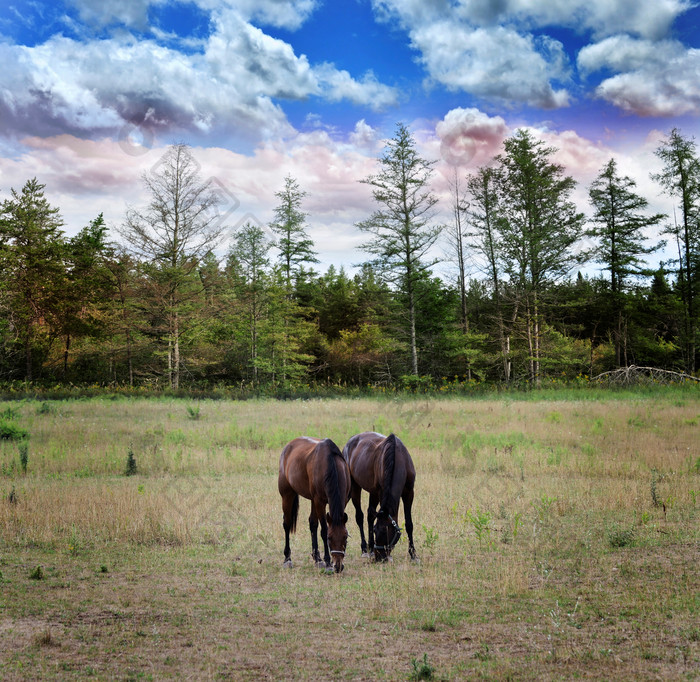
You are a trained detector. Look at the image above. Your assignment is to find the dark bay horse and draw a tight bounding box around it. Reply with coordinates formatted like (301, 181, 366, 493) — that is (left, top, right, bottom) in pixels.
(343, 431, 417, 562)
(278, 437, 351, 573)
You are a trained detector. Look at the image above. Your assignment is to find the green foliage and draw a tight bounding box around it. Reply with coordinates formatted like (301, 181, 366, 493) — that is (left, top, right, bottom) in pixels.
(0, 421, 28, 441)
(464, 507, 492, 546)
(607, 525, 636, 548)
(410, 653, 435, 680)
(125, 448, 137, 476)
(422, 525, 439, 550)
(186, 404, 201, 420)
(19, 442, 29, 474)
(29, 566, 44, 580)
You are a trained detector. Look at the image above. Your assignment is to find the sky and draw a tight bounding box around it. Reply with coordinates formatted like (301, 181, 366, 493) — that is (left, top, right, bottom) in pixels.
(1, 0, 700, 278)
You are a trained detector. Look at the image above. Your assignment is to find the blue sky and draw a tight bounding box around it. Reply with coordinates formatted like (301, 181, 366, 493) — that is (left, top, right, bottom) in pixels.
(1, 0, 699, 272)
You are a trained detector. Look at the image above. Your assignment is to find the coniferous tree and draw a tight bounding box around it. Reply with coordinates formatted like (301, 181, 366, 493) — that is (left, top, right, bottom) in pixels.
(588, 158, 665, 366)
(0, 178, 66, 380)
(269, 175, 318, 290)
(652, 129, 700, 372)
(357, 123, 441, 376)
(495, 129, 585, 384)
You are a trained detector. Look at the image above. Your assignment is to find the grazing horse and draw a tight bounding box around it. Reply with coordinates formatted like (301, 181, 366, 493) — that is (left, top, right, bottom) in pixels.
(278, 437, 351, 573)
(343, 431, 417, 562)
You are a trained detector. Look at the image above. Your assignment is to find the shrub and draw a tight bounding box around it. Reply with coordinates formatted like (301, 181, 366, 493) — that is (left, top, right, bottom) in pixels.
(0, 421, 28, 441)
(125, 448, 137, 476)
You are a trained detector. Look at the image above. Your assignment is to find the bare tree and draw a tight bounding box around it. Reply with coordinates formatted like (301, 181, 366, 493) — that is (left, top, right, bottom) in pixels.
(120, 144, 225, 389)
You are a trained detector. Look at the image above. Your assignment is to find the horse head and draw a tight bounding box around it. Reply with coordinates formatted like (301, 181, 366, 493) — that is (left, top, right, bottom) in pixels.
(326, 511, 349, 573)
(373, 509, 401, 562)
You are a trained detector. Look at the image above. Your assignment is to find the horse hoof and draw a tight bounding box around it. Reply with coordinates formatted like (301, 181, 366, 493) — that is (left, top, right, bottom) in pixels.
(361, 552, 370, 559)
(283, 559, 292, 568)
(315, 561, 326, 569)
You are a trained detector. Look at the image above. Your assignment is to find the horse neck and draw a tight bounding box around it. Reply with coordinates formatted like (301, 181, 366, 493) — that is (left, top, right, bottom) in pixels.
(380, 434, 398, 513)
(324, 445, 345, 525)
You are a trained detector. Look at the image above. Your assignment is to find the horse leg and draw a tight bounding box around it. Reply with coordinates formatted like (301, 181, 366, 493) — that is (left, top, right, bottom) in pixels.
(367, 492, 380, 555)
(309, 509, 322, 566)
(281, 491, 297, 567)
(351, 481, 368, 556)
(318, 509, 331, 569)
(403, 487, 417, 560)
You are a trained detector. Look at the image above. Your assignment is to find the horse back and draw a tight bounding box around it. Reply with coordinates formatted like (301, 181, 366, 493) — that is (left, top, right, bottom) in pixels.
(278, 436, 321, 499)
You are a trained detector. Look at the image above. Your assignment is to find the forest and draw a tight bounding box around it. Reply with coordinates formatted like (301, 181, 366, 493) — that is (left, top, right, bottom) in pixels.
(0, 125, 698, 392)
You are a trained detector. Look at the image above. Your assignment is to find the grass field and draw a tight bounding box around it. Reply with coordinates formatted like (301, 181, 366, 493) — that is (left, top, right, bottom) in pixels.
(0, 392, 698, 680)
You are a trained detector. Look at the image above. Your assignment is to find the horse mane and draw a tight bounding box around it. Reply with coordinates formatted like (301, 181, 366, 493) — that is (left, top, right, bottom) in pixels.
(323, 439, 345, 525)
(380, 433, 397, 511)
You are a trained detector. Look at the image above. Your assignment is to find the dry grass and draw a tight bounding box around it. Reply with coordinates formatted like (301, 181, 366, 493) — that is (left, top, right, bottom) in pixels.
(0, 393, 698, 680)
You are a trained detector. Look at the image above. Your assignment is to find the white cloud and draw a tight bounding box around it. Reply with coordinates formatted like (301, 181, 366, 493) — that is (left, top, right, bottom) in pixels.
(412, 22, 570, 108)
(314, 65, 398, 110)
(435, 107, 508, 167)
(370, 0, 695, 111)
(0, 5, 398, 146)
(578, 36, 700, 116)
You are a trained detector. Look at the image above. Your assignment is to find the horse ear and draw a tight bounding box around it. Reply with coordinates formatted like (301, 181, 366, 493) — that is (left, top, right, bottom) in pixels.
(343, 512, 348, 523)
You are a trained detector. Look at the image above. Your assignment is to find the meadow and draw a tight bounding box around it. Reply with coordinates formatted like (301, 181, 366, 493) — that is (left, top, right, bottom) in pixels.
(0, 391, 698, 680)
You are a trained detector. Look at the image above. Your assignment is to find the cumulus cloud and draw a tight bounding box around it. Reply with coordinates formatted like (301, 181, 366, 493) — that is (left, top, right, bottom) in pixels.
(371, 0, 695, 111)
(0, 3, 397, 146)
(372, 1, 572, 108)
(435, 107, 509, 167)
(578, 36, 700, 116)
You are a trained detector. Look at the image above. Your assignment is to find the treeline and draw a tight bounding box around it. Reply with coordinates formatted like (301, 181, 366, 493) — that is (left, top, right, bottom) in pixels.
(0, 126, 698, 390)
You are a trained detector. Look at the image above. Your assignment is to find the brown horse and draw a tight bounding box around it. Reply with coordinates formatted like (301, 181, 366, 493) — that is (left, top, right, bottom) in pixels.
(278, 437, 351, 573)
(343, 431, 417, 562)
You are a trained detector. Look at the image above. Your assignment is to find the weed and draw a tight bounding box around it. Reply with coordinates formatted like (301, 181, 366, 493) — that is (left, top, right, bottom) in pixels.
(125, 448, 138, 476)
(473, 643, 490, 661)
(0, 421, 28, 441)
(19, 441, 28, 474)
(422, 525, 439, 550)
(36, 402, 55, 415)
(650, 468, 661, 507)
(33, 628, 58, 648)
(0, 406, 20, 420)
(29, 565, 44, 580)
(464, 507, 492, 547)
(8, 487, 17, 504)
(410, 653, 434, 680)
(533, 495, 557, 523)
(186, 404, 201, 421)
(607, 525, 636, 548)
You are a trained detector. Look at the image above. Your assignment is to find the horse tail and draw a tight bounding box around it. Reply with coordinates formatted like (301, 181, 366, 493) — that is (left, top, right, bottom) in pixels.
(324, 439, 345, 526)
(381, 433, 396, 511)
(289, 494, 299, 534)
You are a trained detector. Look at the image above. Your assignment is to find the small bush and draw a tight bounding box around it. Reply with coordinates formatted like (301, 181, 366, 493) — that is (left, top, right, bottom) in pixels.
(410, 653, 434, 680)
(186, 404, 201, 420)
(125, 448, 137, 476)
(29, 566, 44, 580)
(19, 442, 28, 474)
(608, 526, 636, 548)
(0, 421, 28, 441)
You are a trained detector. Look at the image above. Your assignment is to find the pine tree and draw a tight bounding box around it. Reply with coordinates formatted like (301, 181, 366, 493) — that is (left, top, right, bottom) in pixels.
(0, 178, 66, 380)
(269, 176, 318, 290)
(652, 128, 700, 372)
(495, 129, 585, 384)
(588, 159, 665, 366)
(357, 123, 440, 376)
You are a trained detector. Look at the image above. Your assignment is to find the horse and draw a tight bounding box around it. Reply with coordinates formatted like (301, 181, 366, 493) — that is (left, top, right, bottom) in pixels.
(278, 437, 351, 573)
(343, 431, 417, 562)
